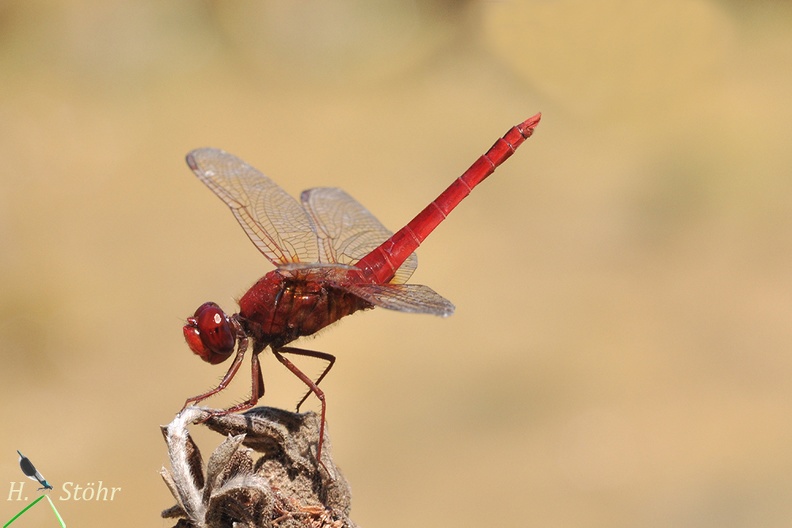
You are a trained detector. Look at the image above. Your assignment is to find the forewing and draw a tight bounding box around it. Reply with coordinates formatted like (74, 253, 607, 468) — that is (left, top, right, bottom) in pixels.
(344, 283, 454, 317)
(187, 148, 319, 265)
(301, 187, 417, 283)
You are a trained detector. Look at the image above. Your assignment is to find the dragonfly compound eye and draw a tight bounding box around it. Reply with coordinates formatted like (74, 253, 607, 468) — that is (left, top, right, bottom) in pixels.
(183, 302, 235, 364)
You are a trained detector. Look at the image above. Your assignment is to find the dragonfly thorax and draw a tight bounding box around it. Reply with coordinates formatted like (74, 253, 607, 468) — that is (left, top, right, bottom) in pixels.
(237, 268, 373, 349)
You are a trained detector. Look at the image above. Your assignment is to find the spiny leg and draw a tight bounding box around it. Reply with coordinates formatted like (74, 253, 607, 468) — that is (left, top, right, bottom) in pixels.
(272, 347, 331, 466)
(216, 349, 266, 414)
(182, 336, 250, 410)
(276, 347, 337, 412)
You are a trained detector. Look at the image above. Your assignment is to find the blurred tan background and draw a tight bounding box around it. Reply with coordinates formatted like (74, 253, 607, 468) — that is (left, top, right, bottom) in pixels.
(1, 0, 791, 526)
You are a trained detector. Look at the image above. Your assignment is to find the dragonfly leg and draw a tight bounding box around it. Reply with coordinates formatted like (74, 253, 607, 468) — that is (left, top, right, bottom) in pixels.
(181, 336, 250, 410)
(215, 350, 266, 414)
(276, 347, 337, 412)
(272, 347, 332, 467)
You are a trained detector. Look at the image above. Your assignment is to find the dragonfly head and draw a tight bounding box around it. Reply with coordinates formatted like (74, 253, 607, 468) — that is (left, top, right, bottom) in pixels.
(183, 302, 236, 364)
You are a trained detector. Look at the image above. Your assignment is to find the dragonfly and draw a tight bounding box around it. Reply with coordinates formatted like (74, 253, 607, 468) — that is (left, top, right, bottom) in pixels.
(17, 450, 53, 491)
(182, 113, 541, 463)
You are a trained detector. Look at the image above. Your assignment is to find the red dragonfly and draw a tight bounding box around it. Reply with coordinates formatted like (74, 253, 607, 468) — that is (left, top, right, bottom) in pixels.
(182, 113, 541, 462)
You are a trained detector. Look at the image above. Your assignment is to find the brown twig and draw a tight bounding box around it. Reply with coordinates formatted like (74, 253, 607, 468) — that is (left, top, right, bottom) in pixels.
(160, 406, 356, 528)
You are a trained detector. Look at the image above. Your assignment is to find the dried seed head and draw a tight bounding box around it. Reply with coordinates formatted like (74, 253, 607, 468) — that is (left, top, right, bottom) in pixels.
(161, 406, 355, 528)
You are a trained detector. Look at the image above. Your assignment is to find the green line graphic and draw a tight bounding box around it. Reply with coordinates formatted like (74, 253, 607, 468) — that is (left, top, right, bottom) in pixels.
(45, 495, 66, 528)
(3, 493, 66, 528)
(3, 494, 45, 527)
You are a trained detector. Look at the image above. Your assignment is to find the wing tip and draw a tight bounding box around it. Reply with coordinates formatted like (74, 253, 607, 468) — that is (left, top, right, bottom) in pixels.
(439, 304, 455, 317)
(186, 147, 223, 172)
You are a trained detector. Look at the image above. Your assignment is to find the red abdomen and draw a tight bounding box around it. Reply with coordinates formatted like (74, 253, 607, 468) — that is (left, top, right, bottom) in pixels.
(237, 269, 372, 348)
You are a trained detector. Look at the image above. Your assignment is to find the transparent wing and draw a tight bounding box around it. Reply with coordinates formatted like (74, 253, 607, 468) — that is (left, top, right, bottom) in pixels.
(187, 148, 319, 265)
(344, 283, 454, 317)
(301, 187, 417, 284)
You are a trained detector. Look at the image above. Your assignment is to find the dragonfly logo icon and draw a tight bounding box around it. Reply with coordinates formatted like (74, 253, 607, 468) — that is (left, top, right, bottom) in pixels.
(16, 451, 53, 491)
(4, 451, 66, 527)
